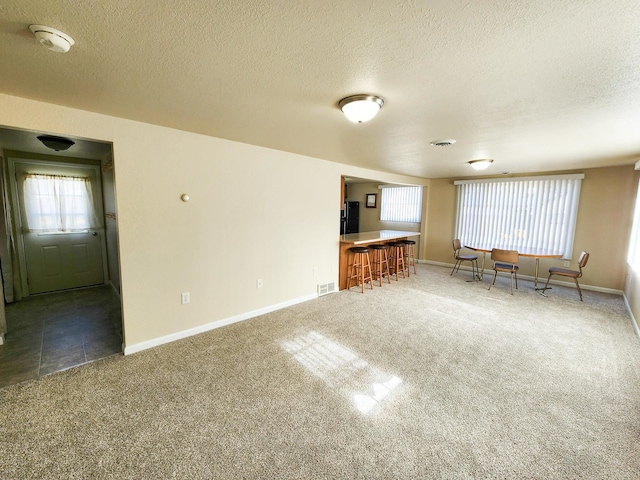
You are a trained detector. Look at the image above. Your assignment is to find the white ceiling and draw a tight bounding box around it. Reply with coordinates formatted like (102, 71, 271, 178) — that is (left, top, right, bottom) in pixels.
(2, 1, 640, 178)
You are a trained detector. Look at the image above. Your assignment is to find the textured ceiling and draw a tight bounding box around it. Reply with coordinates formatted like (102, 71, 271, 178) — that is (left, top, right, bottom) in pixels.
(1, 0, 640, 178)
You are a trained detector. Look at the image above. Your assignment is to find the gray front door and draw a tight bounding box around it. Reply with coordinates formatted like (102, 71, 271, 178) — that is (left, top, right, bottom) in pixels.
(12, 160, 106, 295)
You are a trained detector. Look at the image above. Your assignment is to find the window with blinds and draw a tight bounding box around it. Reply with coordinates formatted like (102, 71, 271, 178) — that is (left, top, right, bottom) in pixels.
(454, 174, 584, 258)
(380, 186, 423, 223)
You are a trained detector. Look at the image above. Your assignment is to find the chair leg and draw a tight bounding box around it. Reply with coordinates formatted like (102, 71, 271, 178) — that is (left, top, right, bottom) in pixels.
(347, 256, 354, 290)
(404, 245, 410, 277)
(574, 278, 583, 301)
(392, 247, 398, 281)
(488, 271, 498, 290)
(510, 273, 514, 295)
(383, 250, 390, 284)
(543, 273, 553, 291)
(366, 253, 373, 290)
(451, 260, 461, 276)
(514, 272, 518, 290)
(409, 245, 417, 275)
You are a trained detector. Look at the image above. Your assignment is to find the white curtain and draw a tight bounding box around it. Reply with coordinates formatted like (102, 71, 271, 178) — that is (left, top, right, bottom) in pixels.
(23, 173, 100, 233)
(380, 186, 423, 222)
(454, 175, 583, 258)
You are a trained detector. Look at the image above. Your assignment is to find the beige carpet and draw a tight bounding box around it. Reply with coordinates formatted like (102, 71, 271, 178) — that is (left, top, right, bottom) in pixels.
(1, 264, 639, 479)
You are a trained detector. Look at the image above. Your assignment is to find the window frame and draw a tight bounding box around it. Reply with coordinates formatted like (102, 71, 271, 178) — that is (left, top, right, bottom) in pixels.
(380, 185, 423, 223)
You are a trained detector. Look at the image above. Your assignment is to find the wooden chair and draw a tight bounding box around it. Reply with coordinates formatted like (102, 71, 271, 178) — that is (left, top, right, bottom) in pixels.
(542, 251, 589, 301)
(488, 249, 519, 294)
(451, 239, 479, 280)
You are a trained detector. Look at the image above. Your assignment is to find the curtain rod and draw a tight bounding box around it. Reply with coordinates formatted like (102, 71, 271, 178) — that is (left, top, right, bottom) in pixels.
(454, 173, 584, 185)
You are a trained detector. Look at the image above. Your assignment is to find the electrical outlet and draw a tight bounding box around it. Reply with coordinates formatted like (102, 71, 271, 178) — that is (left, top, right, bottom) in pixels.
(181, 292, 190, 304)
(563, 261, 570, 267)
(257, 279, 263, 288)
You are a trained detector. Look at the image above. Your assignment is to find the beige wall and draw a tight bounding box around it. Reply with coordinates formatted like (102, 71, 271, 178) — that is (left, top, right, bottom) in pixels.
(425, 166, 639, 292)
(0, 93, 428, 352)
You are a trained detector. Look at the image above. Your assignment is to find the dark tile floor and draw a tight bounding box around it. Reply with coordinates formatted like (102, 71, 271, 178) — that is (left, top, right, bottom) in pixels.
(0, 285, 122, 388)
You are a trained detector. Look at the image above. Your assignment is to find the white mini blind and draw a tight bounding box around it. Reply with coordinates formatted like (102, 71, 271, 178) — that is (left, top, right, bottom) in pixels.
(380, 186, 423, 223)
(454, 175, 583, 258)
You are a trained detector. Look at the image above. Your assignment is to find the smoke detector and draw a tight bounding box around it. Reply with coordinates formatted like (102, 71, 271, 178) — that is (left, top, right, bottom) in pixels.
(29, 25, 75, 53)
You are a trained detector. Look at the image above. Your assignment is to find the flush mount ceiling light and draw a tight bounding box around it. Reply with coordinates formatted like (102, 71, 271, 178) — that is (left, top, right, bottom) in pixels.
(430, 139, 456, 147)
(37, 135, 75, 151)
(468, 159, 494, 171)
(29, 25, 75, 53)
(338, 95, 384, 123)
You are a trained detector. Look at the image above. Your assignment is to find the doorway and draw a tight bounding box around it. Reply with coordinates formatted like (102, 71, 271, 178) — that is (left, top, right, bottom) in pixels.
(0, 127, 122, 386)
(9, 159, 108, 295)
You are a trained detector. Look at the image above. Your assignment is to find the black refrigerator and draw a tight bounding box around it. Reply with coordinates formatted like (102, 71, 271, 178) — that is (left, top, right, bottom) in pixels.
(340, 201, 359, 234)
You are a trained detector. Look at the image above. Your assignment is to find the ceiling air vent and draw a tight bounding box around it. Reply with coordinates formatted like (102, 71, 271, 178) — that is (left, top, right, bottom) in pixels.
(430, 139, 456, 147)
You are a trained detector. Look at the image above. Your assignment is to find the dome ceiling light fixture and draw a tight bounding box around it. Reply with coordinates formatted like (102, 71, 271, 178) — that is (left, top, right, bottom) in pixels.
(430, 139, 456, 147)
(37, 135, 75, 151)
(29, 25, 75, 53)
(338, 94, 384, 123)
(468, 159, 494, 171)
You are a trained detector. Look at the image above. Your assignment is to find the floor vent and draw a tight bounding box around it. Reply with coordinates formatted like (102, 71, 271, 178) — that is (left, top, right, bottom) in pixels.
(317, 282, 336, 296)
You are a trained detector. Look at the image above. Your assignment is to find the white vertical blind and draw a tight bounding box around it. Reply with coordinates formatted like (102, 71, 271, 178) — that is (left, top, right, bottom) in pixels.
(380, 186, 423, 223)
(454, 175, 583, 258)
(23, 173, 100, 233)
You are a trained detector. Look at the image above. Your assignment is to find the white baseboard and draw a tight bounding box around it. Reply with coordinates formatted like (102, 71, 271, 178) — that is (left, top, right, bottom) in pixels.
(421, 260, 622, 295)
(123, 292, 318, 355)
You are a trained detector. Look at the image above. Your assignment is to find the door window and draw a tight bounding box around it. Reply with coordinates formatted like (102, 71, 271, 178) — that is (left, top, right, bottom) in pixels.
(23, 173, 100, 233)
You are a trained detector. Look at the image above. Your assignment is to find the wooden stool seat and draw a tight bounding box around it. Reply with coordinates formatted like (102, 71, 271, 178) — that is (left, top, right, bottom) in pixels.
(347, 246, 373, 293)
(368, 244, 391, 286)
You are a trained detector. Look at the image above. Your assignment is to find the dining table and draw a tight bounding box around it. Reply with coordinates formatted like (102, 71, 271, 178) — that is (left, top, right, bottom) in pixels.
(464, 244, 563, 294)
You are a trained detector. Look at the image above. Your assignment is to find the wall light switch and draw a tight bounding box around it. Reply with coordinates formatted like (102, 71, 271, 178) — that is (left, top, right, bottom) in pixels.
(257, 279, 263, 288)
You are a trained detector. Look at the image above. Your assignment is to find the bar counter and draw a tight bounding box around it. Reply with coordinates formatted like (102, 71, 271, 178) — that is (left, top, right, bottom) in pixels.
(339, 230, 420, 290)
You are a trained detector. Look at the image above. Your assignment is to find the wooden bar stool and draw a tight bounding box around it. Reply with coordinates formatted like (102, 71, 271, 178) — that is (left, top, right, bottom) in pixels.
(368, 244, 391, 286)
(347, 246, 373, 293)
(400, 239, 417, 276)
(386, 242, 406, 281)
